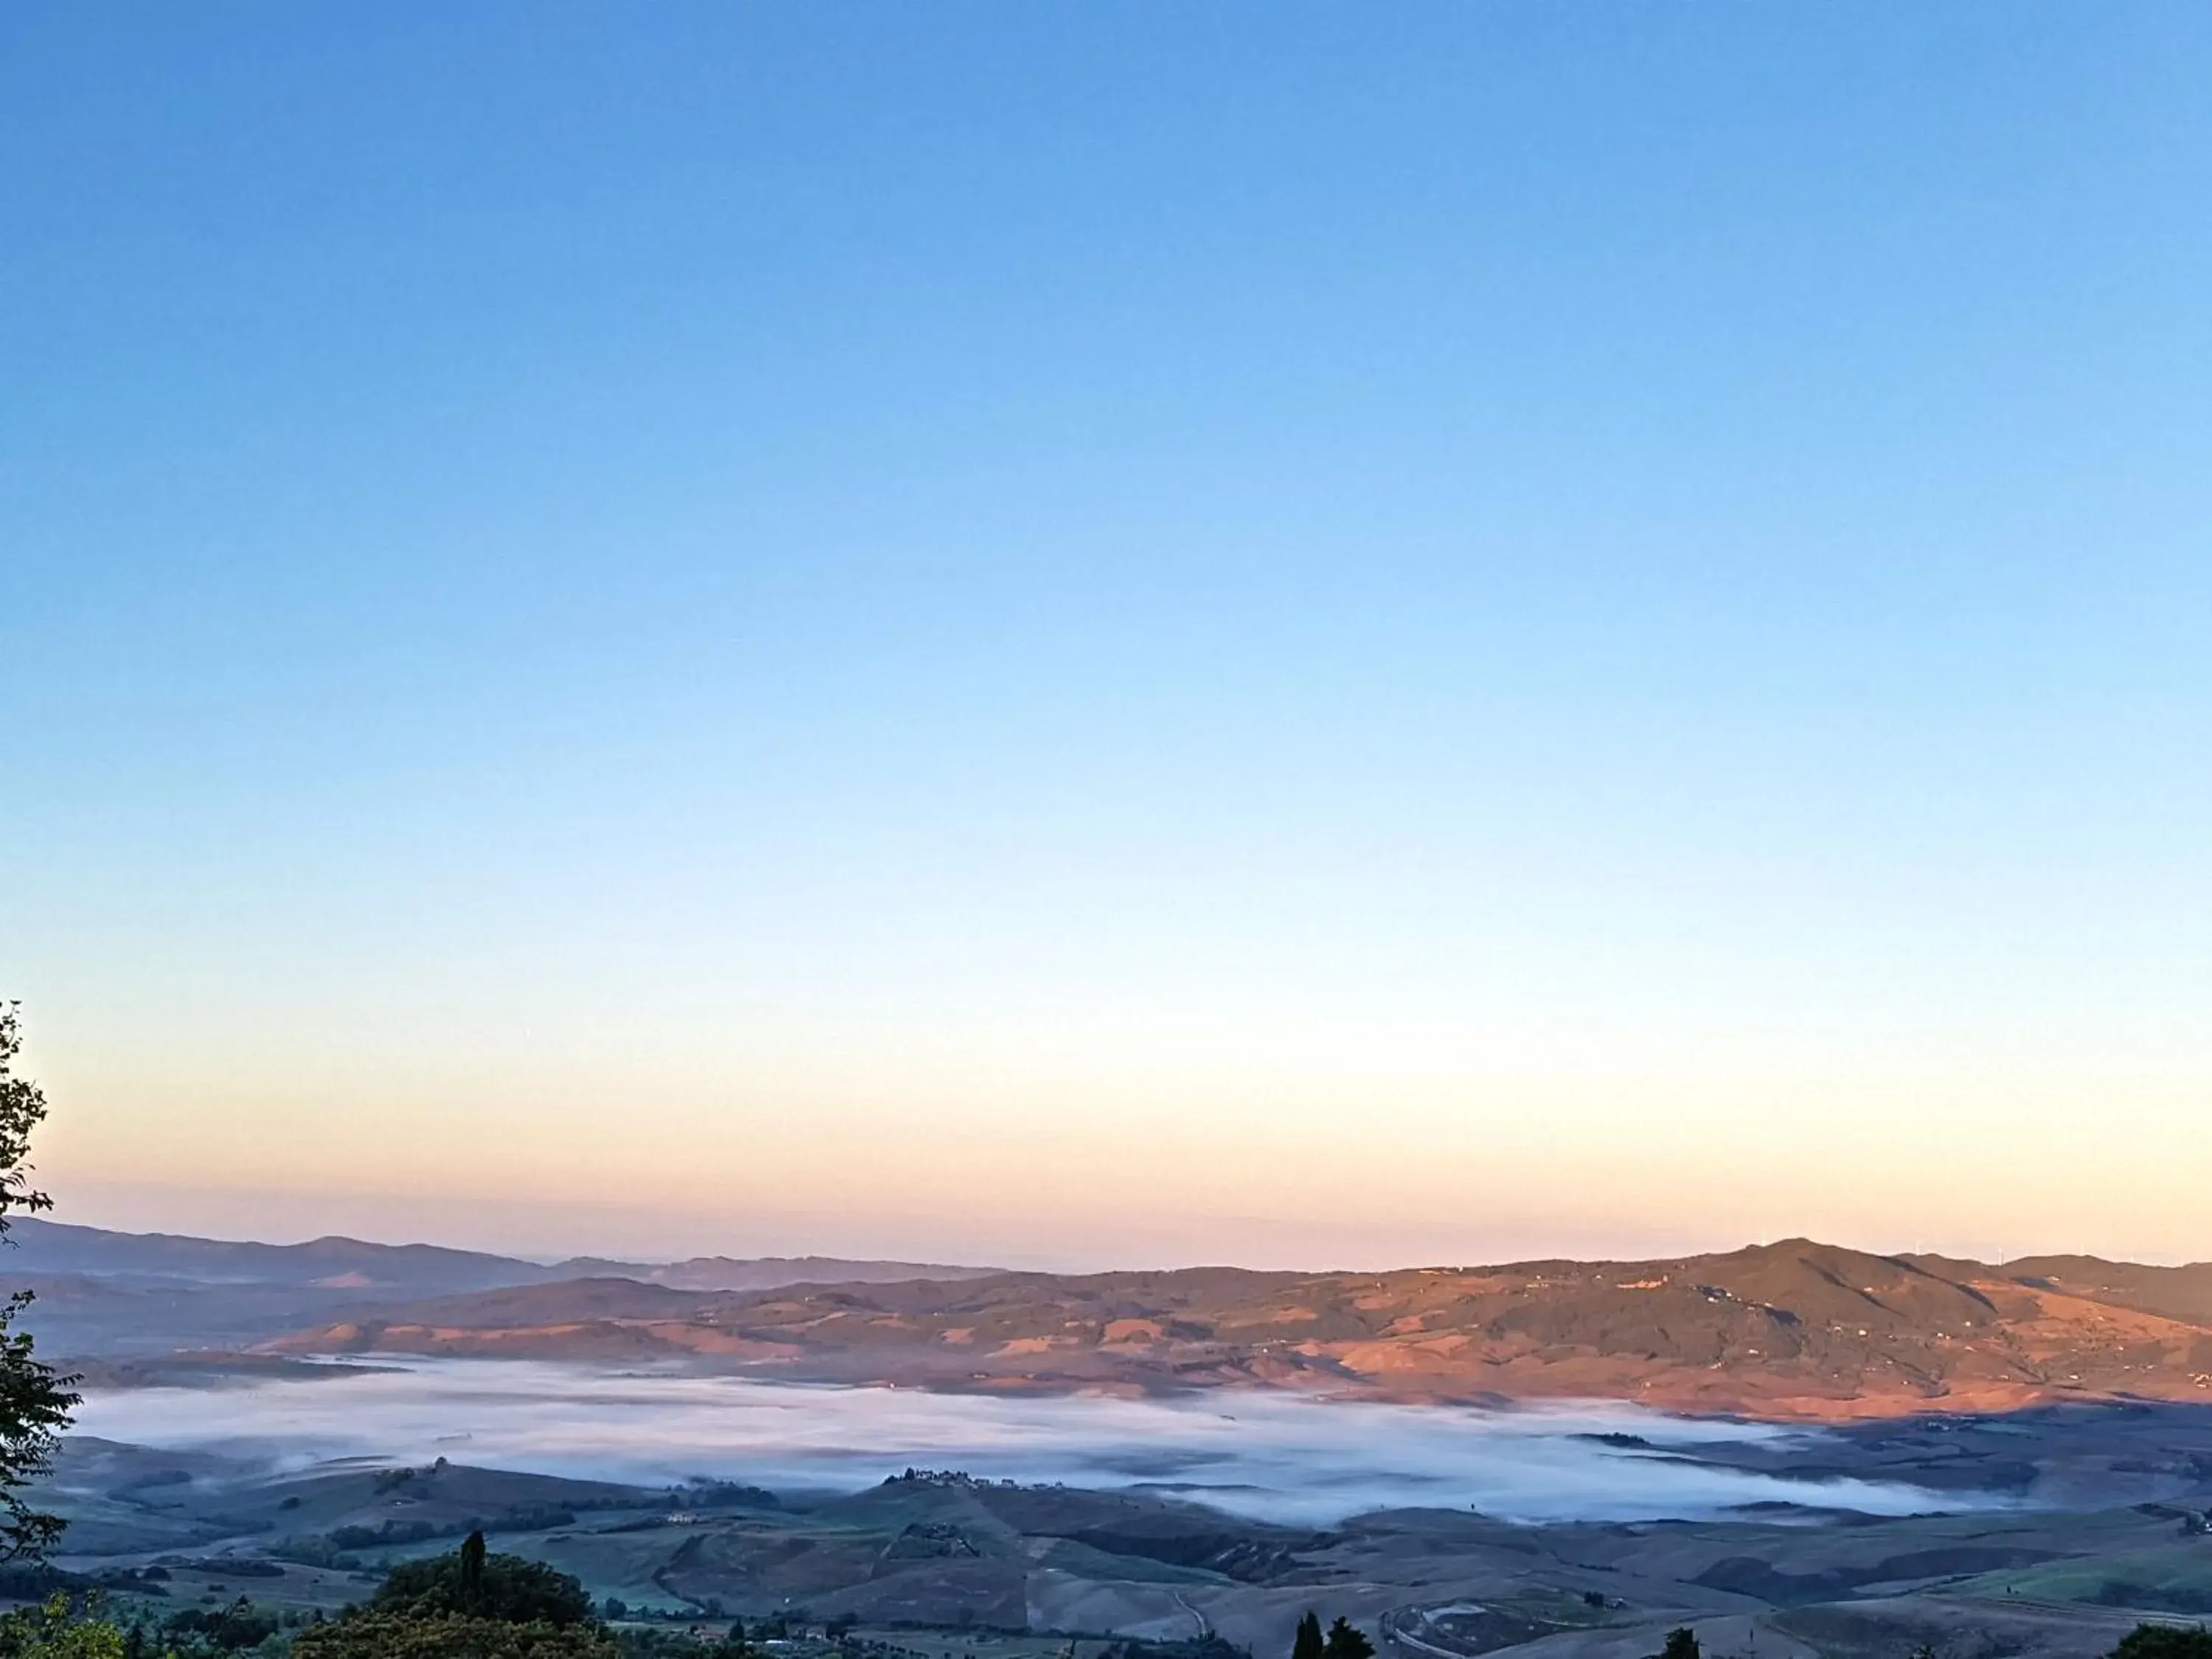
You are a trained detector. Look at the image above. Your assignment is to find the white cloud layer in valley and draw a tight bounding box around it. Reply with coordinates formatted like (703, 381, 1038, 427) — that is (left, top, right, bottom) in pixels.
(70, 1360, 1982, 1526)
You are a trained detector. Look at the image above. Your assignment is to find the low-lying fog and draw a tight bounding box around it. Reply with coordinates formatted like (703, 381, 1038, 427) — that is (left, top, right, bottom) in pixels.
(74, 1360, 1974, 1526)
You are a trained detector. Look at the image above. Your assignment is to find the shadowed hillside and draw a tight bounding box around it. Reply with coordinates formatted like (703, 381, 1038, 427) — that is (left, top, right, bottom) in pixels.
(6, 1220, 996, 1358)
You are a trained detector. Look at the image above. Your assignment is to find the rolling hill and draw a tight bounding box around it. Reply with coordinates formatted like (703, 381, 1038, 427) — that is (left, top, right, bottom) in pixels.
(261, 1237, 2212, 1420)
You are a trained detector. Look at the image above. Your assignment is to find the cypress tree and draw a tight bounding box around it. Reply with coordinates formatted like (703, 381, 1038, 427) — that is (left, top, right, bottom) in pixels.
(459, 1528, 488, 1611)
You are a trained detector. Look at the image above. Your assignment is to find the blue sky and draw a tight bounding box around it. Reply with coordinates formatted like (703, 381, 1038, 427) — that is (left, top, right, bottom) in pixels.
(5, 5, 2209, 1265)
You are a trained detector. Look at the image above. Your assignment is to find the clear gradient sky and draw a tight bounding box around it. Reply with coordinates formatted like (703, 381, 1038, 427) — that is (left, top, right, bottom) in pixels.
(5, 5, 2210, 1269)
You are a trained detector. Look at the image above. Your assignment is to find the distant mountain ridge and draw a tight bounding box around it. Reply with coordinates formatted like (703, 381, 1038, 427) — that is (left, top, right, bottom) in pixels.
(551, 1254, 998, 1293)
(4, 1218, 566, 1295)
(1, 1220, 998, 1360)
(262, 1237, 2212, 1422)
(5, 1218, 994, 1297)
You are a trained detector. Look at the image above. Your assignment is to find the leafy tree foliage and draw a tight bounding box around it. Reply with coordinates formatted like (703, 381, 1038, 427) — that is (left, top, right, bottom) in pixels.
(0, 1595, 125, 1659)
(1322, 1619, 1373, 1659)
(0, 1011, 55, 1245)
(300, 1537, 613, 1659)
(1092, 1639, 1246, 1659)
(144, 1598, 277, 1653)
(0, 1008, 78, 1562)
(1292, 1613, 1324, 1659)
(2112, 1627, 2212, 1659)
(291, 1612, 617, 1659)
(374, 1534, 596, 1626)
(1658, 1630, 1700, 1659)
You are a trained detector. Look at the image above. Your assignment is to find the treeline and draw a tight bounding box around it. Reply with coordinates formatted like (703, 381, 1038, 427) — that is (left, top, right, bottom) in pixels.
(1288, 1613, 1371, 1659)
(269, 1503, 584, 1571)
(18, 1540, 2212, 1659)
(265, 1475, 783, 1572)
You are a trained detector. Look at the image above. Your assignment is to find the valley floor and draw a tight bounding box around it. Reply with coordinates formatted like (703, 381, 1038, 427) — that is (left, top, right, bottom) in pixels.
(29, 1401, 2212, 1659)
